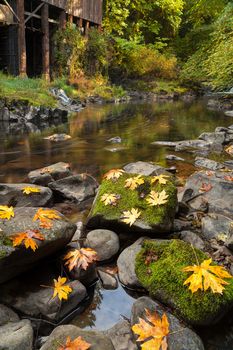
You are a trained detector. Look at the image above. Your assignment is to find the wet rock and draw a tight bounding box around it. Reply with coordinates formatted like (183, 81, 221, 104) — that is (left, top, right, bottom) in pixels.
(40, 325, 115, 350)
(70, 221, 85, 243)
(180, 230, 205, 250)
(131, 297, 204, 350)
(44, 133, 71, 142)
(175, 139, 211, 152)
(117, 238, 144, 290)
(0, 207, 76, 283)
(28, 162, 72, 186)
(0, 304, 19, 325)
(224, 160, 233, 169)
(107, 136, 122, 143)
(0, 319, 33, 350)
(194, 157, 225, 171)
(151, 141, 177, 147)
(198, 132, 226, 145)
(68, 259, 98, 286)
(0, 183, 53, 207)
(104, 320, 137, 350)
(48, 174, 98, 204)
(172, 219, 193, 232)
(166, 154, 185, 161)
(123, 161, 171, 176)
(201, 214, 232, 241)
(84, 229, 120, 262)
(225, 111, 233, 117)
(98, 269, 118, 290)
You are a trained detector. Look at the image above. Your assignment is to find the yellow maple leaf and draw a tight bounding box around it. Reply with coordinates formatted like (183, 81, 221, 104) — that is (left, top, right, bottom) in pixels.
(64, 248, 98, 271)
(125, 175, 144, 190)
(53, 276, 72, 301)
(100, 193, 120, 206)
(121, 208, 141, 226)
(183, 258, 232, 294)
(0, 205, 14, 220)
(58, 336, 91, 350)
(146, 190, 169, 206)
(151, 174, 170, 185)
(225, 145, 233, 156)
(132, 308, 169, 350)
(33, 208, 61, 229)
(22, 186, 41, 195)
(10, 229, 45, 252)
(103, 169, 125, 181)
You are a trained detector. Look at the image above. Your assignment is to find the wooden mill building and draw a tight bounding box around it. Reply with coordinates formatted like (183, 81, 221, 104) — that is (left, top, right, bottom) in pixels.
(0, 0, 102, 79)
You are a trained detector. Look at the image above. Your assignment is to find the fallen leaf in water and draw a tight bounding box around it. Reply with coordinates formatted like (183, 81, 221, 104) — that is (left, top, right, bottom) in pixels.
(199, 183, 213, 192)
(22, 186, 41, 195)
(183, 258, 232, 294)
(132, 308, 169, 350)
(103, 169, 125, 181)
(224, 175, 233, 182)
(121, 208, 141, 226)
(125, 175, 144, 190)
(100, 193, 120, 206)
(151, 174, 170, 185)
(146, 190, 169, 207)
(53, 276, 72, 301)
(11, 229, 44, 251)
(33, 208, 61, 229)
(0, 205, 14, 220)
(64, 248, 98, 271)
(58, 336, 91, 350)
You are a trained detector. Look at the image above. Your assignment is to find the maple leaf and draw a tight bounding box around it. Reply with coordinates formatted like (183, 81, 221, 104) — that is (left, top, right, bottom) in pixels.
(33, 208, 61, 229)
(199, 183, 213, 193)
(53, 276, 72, 301)
(146, 190, 169, 206)
(103, 169, 125, 181)
(151, 174, 170, 185)
(132, 308, 169, 350)
(40, 167, 51, 174)
(10, 229, 45, 251)
(121, 208, 141, 226)
(125, 175, 144, 190)
(224, 175, 233, 182)
(22, 186, 41, 195)
(0, 205, 14, 220)
(64, 248, 98, 271)
(58, 336, 91, 350)
(183, 258, 232, 294)
(100, 193, 120, 206)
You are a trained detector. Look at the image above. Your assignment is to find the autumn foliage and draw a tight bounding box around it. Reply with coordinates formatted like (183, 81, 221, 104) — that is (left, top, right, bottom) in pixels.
(64, 248, 98, 271)
(33, 208, 61, 229)
(58, 336, 91, 350)
(10, 229, 45, 251)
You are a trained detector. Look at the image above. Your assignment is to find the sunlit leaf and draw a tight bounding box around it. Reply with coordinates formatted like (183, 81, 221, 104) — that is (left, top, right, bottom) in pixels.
(100, 193, 120, 206)
(183, 258, 232, 294)
(151, 174, 170, 185)
(103, 169, 125, 181)
(121, 208, 141, 226)
(64, 248, 98, 271)
(22, 186, 41, 195)
(40, 167, 51, 174)
(0, 205, 14, 220)
(146, 190, 168, 206)
(53, 276, 72, 301)
(10, 229, 45, 251)
(58, 336, 91, 350)
(224, 175, 233, 182)
(33, 208, 61, 229)
(125, 175, 144, 190)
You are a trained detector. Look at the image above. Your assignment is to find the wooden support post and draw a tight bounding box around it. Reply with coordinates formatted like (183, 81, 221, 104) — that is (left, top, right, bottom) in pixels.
(41, 3, 50, 81)
(84, 20, 89, 37)
(16, 0, 27, 77)
(98, 24, 102, 32)
(68, 14, 73, 24)
(77, 17, 83, 28)
(59, 9, 66, 29)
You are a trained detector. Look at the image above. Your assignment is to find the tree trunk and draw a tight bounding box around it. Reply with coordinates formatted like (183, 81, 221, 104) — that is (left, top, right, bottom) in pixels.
(17, 0, 27, 77)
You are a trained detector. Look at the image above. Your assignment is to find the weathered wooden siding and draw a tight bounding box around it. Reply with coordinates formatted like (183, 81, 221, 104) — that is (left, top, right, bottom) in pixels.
(0, 4, 14, 23)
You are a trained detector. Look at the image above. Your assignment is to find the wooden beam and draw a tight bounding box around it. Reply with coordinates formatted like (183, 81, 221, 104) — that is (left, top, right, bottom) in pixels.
(41, 3, 50, 81)
(59, 9, 66, 29)
(24, 11, 58, 24)
(24, 2, 44, 24)
(16, 0, 27, 77)
(84, 20, 89, 36)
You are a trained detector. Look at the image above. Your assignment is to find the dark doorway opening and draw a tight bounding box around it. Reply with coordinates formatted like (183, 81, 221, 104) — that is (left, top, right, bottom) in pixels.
(26, 28, 42, 77)
(0, 25, 18, 74)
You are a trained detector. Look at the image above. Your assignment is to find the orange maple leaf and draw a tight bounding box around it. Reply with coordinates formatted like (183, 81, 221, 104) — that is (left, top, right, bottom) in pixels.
(199, 183, 212, 193)
(40, 167, 51, 174)
(224, 175, 233, 182)
(132, 308, 169, 350)
(33, 208, 61, 229)
(10, 229, 45, 251)
(58, 336, 91, 350)
(64, 248, 98, 271)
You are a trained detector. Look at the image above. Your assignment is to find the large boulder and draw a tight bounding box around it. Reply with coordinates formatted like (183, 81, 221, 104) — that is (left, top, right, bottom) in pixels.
(131, 297, 204, 350)
(28, 162, 72, 186)
(135, 239, 233, 325)
(0, 183, 53, 207)
(0, 207, 76, 283)
(198, 132, 226, 145)
(48, 174, 98, 203)
(40, 325, 115, 350)
(87, 172, 177, 234)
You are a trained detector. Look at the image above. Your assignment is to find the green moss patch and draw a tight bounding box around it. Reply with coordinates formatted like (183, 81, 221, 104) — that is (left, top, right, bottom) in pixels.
(135, 239, 233, 325)
(91, 172, 177, 229)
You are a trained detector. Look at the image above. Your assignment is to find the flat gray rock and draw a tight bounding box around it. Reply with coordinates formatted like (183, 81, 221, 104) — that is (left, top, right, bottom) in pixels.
(180, 230, 205, 250)
(194, 157, 225, 171)
(28, 162, 72, 186)
(123, 161, 170, 176)
(201, 214, 233, 241)
(104, 320, 137, 350)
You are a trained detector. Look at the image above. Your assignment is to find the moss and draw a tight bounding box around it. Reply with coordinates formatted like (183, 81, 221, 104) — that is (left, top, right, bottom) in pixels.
(135, 239, 233, 325)
(92, 172, 177, 227)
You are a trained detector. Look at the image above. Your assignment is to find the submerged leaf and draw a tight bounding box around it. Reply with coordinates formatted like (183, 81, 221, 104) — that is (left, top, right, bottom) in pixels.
(53, 276, 72, 301)
(0, 205, 14, 220)
(146, 190, 168, 206)
(125, 175, 144, 190)
(64, 248, 98, 271)
(121, 208, 141, 226)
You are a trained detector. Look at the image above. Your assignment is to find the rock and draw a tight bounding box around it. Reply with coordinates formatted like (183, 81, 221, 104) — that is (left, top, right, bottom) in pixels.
(107, 136, 122, 143)
(135, 239, 233, 325)
(166, 154, 185, 161)
(175, 139, 211, 152)
(180, 230, 205, 250)
(123, 161, 171, 176)
(0, 319, 33, 350)
(173, 219, 193, 232)
(87, 172, 177, 234)
(68, 260, 98, 286)
(201, 214, 232, 241)
(182, 170, 233, 217)
(28, 162, 72, 186)
(44, 134, 71, 142)
(151, 141, 177, 147)
(48, 174, 98, 204)
(225, 111, 233, 117)
(104, 145, 127, 152)
(70, 221, 85, 243)
(40, 325, 115, 350)
(194, 157, 225, 171)
(98, 269, 118, 289)
(224, 160, 233, 169)
(131, 297, 204, 350)
(104, 320, 137, 350)
(84, 229, 120, 262)
(117, 238, 144, 289)
(198, 132, 226, 145)
(0, 304, 19, 325)
(0, 183, 53, 207)
(0, 207, 76, 283)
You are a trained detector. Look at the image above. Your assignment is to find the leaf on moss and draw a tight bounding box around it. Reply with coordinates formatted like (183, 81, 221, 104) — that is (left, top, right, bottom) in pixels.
(58, 336, 91, 350)
(64, 248, 98, 271)
(53, 276, 72, 301)
(100, 193, 120, 206)
(151, 174, 170, 185)
(199, 183, 212, 193)
(103, 169, 125, 181)
(132, 308, 169, 350)
(146, 190, 168, 207)
(22, 186, 41, 195)
(10, 229, 44, 251)
(0, 206, 14, 220)
(183, 258, 232, 294)
(33, 208, 61, 229)
(121, 208, 141, 226)
(125, 175, 144, 190)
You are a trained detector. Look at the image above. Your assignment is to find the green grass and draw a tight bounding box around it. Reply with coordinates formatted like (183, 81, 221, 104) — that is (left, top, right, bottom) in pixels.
(125, 79, 188, 94)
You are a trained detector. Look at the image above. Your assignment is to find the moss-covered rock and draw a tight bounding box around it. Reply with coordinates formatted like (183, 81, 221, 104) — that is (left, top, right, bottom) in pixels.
(87, 172, 177, 234)
(135, 239, 233, 325)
